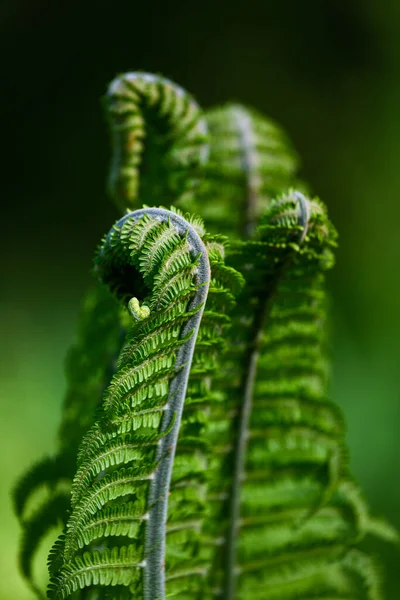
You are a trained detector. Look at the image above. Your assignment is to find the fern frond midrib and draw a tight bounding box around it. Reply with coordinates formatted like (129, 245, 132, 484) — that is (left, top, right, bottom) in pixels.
(223, 248, 298, 599)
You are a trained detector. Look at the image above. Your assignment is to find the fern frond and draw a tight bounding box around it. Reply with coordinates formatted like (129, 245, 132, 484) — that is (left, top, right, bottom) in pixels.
(19, 493, 70, 599)
(187, 103, 299, 237)
(48, 545, 145, 599)
(211, 191, 388, 600)
(48, 207, 240, 599)
(13, 283, 126, 597)
(234, 548, 376, 600)
(105, 72, 208, 212)
(13, 455, 72, 520)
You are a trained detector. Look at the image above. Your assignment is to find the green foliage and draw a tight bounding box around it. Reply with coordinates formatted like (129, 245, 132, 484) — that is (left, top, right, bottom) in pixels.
(105, 72, 208, 213)
(13, 284, 125, 597)
(46, 207, 241, 600)
(193, 103, 300, 237)
(14, 71, 397, 600)
(220, 193, 386, 599)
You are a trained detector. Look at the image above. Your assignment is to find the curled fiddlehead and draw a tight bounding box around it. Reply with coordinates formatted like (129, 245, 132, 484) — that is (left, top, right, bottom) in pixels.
(47, 207, 241, 599)
(105, 72, 209, 213)
(215, 191, 397, 599)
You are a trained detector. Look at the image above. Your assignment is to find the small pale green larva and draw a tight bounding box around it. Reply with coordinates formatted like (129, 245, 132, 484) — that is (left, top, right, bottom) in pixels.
(128, 297, 151, 321)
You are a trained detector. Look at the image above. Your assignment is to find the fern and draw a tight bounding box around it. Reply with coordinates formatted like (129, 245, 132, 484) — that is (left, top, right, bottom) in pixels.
(105, 72, 208, 213)
(220, 192, 394, 599)
(183, 103, 299, 238)
(46, 207, 241, 599)
(13, 71, 397, 600)
(14, 72, 210, 597)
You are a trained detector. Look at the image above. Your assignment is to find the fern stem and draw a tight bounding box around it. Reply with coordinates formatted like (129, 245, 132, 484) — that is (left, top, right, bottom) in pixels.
(224, 284, 272, 600)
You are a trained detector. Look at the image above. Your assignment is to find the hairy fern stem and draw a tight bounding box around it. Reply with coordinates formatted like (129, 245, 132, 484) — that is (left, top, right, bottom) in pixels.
(230, 105, 261, 237)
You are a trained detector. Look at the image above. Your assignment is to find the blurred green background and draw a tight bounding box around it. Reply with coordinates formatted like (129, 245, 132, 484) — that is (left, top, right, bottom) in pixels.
(1, 0, 399, 597)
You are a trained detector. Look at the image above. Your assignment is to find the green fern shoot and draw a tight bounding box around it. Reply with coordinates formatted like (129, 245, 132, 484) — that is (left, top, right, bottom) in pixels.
(14, 71, 397, 600)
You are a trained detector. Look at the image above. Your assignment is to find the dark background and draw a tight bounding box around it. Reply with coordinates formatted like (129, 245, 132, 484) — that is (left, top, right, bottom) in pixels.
(1, 1, 399, 597)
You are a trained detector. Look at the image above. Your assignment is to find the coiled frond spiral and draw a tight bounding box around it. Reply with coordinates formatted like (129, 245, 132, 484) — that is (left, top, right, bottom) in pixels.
(105, 72, 208, 213)
(47, 208, 242, 599)
(206, 191, 397, 599)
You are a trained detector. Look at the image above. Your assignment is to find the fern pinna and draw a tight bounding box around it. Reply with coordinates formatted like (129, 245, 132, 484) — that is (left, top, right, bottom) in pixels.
(13, 71, 396, 600)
